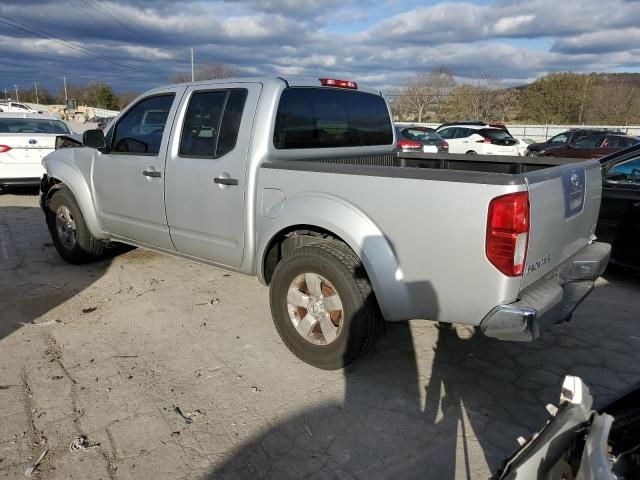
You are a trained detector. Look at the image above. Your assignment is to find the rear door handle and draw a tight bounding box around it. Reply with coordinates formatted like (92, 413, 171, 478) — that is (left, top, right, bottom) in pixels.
(143, 170, 162, 178)
(214, 177, 239, 186)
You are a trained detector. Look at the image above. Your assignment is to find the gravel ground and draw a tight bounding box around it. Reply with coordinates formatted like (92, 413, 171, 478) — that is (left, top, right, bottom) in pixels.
(0, 191, 639, 479)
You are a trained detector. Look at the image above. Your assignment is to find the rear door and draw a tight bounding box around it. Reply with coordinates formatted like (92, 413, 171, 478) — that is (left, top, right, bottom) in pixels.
(521, 159, 603, 288)
(438, 128, 465, 153)
(164, 82, 261, 267)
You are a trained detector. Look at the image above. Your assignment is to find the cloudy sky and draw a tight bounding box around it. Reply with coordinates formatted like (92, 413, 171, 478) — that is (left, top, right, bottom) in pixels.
(1, 0, 640, 95)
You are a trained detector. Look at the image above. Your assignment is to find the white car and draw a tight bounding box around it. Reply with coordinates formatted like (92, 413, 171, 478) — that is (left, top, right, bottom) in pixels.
(0, 113, 73, 188)
(436, 123, 521, 156)
(0, 101, 43, 114)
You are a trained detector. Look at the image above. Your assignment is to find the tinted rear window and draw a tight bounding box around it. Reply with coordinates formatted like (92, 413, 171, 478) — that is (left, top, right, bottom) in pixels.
(0, 118, 70, 134)
(481, 129, 514, 141)
(273, 87, 393, 149)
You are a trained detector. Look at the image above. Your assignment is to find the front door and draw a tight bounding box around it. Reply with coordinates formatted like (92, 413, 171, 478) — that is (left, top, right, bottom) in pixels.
(92, 89, 184, 250)
(164, 82, 262, 267)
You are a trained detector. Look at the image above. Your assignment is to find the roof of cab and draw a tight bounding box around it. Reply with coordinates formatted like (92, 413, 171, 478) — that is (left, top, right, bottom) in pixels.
(149, 76, 383, 96)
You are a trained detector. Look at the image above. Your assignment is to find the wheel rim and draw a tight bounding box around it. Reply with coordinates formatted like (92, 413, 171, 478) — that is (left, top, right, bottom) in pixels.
(286, 273, 344, 345)
(55, 205, 77, 250)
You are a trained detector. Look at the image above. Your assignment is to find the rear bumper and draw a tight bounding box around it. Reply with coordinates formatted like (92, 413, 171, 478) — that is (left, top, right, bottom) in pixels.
(480, 241, 611, 341)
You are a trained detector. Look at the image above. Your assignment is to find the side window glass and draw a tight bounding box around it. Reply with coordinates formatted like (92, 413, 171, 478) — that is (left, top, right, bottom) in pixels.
(180, 91, 227, 157)
(217, 89, 247, 157)
(179, 89, 247, 158)
(606, 157, 640, 184)
(112, 94, 175, 154)
(456, 128, 471, 139)
(438, 128, 454, 139)
(549, 133, 567, 144)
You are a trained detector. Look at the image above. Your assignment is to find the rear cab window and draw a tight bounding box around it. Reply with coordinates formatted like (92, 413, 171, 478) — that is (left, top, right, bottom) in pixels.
(273, 87, 393, 149)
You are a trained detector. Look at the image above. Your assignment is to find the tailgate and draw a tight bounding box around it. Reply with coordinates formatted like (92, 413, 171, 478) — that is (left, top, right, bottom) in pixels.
(0, 134, 56, 164)
(521, 159, 602, 288)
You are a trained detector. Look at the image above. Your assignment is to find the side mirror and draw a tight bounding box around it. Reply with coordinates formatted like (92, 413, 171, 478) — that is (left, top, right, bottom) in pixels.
(82, 129, 106, 149)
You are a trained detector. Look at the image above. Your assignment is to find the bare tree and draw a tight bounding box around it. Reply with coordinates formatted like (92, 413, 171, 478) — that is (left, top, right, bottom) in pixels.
(400, 66, 455, 123)
(170, 62, 240, 83)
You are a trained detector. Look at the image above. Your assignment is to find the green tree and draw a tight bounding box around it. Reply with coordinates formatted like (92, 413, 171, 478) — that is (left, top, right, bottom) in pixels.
(94, 83, 119, 110)
(518, 72, 586, 124)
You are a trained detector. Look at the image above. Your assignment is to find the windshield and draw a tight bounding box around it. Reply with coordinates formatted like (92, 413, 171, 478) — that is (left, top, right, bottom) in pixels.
(0, 118, 71, 134)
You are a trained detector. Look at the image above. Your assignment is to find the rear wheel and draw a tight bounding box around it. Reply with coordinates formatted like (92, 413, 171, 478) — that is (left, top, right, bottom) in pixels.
(526, 150, 539, 157)
(46, 188, 104, 264)
(269, 241, 384, 370)
(465, 150, 477, 154)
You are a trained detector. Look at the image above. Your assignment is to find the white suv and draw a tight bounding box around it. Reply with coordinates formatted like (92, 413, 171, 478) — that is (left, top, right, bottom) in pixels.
(436, 123, 521, 156)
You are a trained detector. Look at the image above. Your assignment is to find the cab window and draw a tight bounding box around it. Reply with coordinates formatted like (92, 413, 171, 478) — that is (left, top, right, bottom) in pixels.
(111, 94, 175, 155)
(179, 89, 248, 158)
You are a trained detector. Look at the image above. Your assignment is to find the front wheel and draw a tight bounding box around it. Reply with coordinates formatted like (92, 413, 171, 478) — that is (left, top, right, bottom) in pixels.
(269, 241, 384, 370)
(526, 150, 539, 157)
(46, 188, 104, 264)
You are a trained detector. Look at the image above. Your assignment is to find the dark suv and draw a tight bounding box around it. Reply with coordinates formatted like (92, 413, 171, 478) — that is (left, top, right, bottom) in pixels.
(526, 129, 623, 156)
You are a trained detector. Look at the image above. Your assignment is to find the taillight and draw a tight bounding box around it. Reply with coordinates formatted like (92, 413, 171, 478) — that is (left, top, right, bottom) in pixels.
(439, 141, 449, 149)
(397, 140, 422, 150)
(319, 78, 358, 89)
(476, 137, 492, 143)
(486, 192, 529, 277)
(0, 145, 10, 153)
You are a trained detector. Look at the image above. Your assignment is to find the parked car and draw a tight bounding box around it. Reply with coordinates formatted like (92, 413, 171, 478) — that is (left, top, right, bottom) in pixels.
(40, 76, 608, 369)
(526, 128, 623, 156)
(0, 101, 43, 114)
(436, 123, 521, 155)
(394, 126, 448, 153)
(497, 376, 639, 479)
(541, 133, 639, 159)
(596, 144, 640, 270)
(0, 113, 73, 189)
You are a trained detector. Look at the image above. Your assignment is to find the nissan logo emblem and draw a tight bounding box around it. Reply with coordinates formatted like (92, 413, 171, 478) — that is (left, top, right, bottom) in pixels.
(28, 139, 37, 145)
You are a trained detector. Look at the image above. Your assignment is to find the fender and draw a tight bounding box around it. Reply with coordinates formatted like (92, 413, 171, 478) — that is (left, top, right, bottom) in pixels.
(43, 149, 108, 240)
(256, 192, 414, 321)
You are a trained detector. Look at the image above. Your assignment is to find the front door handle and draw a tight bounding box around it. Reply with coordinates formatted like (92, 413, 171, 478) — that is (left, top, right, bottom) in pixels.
(214, 177, 239, 186)
(143, 170, 162, 178)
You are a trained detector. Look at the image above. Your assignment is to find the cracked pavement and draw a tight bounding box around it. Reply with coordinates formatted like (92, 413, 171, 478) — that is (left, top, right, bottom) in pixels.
(1, 191, 639, 479)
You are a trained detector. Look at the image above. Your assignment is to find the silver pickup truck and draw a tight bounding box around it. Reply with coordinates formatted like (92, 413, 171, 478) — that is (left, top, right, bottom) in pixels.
(40, 77, 610, 369)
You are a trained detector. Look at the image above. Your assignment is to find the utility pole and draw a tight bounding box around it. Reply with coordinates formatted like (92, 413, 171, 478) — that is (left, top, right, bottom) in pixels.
(63, 75, 68, 103)
(578, 76, 589, 125)
(3, 88, 7, 101)
(191, 48, 195, 82)
(34, 81, 39, 105)
(14, 85, 19, 102)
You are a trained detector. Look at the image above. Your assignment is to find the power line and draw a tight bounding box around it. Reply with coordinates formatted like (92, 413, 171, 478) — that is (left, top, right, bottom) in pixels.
(81, 0, 155, 38)
(0, 15, 161, 79)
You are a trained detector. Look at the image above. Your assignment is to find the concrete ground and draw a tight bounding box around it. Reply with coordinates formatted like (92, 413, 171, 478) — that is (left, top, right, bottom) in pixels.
(1, 191, 639, 480)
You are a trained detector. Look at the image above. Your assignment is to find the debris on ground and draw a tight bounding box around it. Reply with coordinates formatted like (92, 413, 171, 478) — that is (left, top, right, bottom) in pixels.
(0, 384, 20, 390)
(113, 355, 138, 358)
(303, 416, 313, 437)
(18, 319, 65, 327)
(251, 386, 260, 393)
(50, 375, 64, 381)
(81, 307, 97, 314)
(173, 406, 194, 424)
(24, 448, 48, 476)
(69, 435, 100, 453)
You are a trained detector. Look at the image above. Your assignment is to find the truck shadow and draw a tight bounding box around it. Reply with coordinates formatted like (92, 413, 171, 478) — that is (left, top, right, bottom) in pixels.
(206, 272, 640, 479)
(0, 206, 113, 341)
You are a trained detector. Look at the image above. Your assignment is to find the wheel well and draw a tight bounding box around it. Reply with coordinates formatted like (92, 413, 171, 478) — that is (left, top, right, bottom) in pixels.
(40, 175, 64, 210)
(262, 225, 348, 284)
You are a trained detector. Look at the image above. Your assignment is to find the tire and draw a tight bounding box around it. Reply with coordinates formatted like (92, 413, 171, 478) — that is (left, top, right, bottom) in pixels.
(46, 187, 104, 264)
(465, 150, 477, 154)
(269, 241, 385, 370)
(526, 150, 539, 157)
